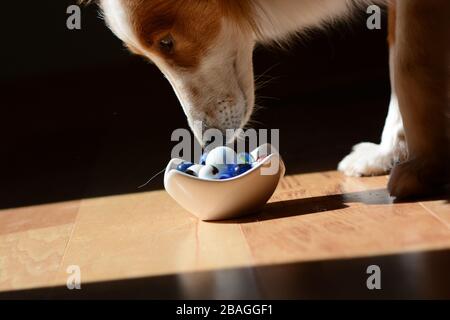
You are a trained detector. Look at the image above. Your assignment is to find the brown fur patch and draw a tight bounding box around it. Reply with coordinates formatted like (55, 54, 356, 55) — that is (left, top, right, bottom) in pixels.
(124, 0, 224, 69)
(388, 0, 396, 46)
(108, 0, 258, 69)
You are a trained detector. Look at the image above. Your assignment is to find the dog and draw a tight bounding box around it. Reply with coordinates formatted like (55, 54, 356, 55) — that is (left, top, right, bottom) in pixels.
(85, 0, 449, 198)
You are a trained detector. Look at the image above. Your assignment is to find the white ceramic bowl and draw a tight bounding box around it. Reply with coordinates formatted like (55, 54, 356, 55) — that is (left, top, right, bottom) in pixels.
(164, 144, 286, 221)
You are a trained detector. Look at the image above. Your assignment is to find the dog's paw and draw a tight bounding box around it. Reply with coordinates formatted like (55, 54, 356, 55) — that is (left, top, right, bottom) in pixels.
(338, 142, 394, 177)
(388, 156, 448, 198)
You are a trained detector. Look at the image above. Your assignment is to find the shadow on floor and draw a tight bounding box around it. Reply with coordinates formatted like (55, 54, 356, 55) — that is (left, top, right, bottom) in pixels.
(1, 249, 449, 299)
(215, 188, 395, 224)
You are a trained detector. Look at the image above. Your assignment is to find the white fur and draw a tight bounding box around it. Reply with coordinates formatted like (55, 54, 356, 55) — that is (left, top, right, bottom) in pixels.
(101, 0, 142, 51)
(101, 1, 255, 143)
(150, 20, 256, 144)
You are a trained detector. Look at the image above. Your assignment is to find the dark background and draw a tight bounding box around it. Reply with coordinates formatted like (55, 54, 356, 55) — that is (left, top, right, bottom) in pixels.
(0, 1, 390, 209)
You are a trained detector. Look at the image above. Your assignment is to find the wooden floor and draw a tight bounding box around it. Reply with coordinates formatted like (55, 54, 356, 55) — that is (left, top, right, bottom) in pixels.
(0, 171, 449, 296)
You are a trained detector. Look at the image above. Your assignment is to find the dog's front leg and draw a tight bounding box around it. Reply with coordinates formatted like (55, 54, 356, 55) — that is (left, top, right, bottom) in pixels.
(338, 2, 407, 177)
(388, 0, 449, 198)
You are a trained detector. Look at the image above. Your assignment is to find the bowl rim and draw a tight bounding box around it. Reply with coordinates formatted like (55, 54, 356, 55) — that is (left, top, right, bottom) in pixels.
(165, 152, 283, 183)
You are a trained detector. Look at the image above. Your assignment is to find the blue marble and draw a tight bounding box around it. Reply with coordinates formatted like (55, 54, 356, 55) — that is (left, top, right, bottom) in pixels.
(234, 164, 252, 176)
(176, 162, 194, 173)
(217, 164, 236, 177)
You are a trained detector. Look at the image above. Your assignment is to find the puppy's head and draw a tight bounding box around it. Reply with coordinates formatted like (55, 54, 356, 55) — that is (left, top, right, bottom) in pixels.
(100, 0, 256, 144)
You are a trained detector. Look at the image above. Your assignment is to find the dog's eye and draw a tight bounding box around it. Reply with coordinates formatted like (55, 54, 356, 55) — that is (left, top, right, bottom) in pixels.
(159, 35, 174, 54)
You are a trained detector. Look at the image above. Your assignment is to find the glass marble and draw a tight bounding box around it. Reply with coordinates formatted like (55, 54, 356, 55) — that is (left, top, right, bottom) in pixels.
(205, 146, 236, 166)
(199, 165, 220, 179)
(234, 164, 252, 176)
(217, 164, 236, 177)
(236, 152, 254, 164)
(185, 164, 203, 177)
(177, 161, 194, 173)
